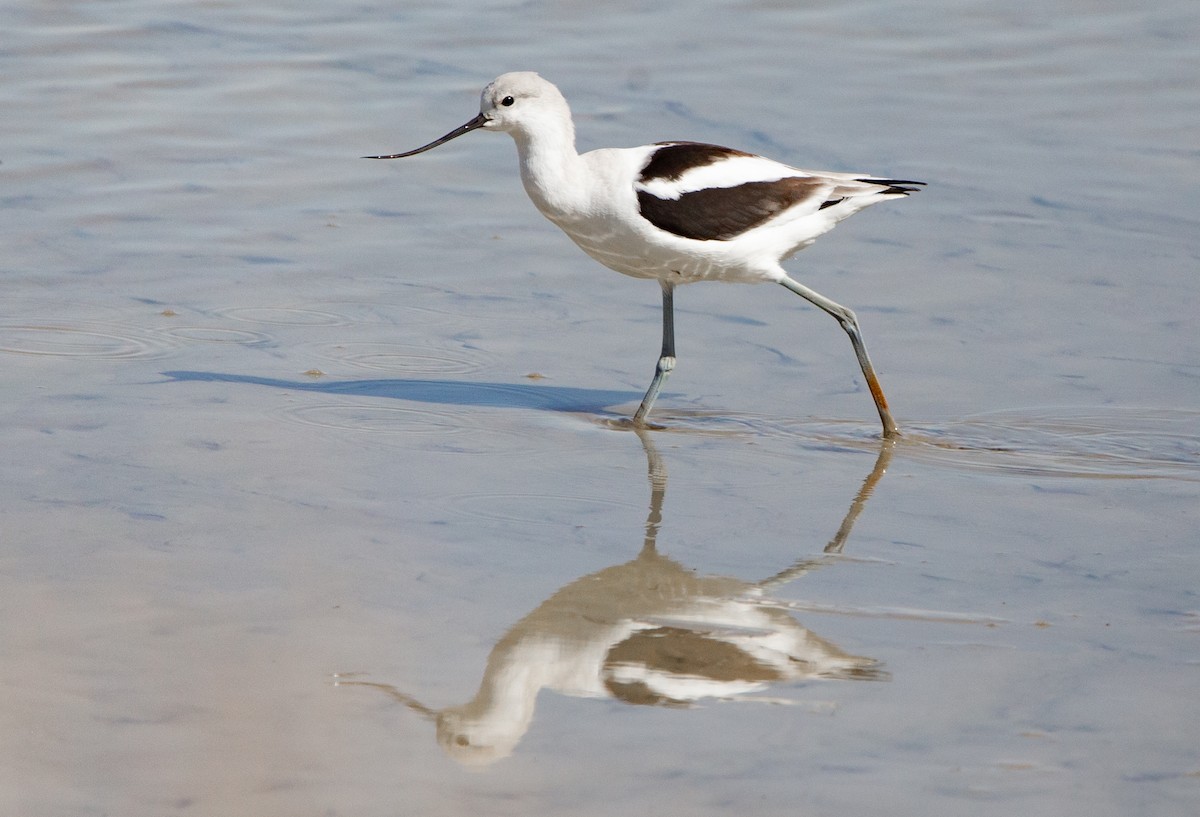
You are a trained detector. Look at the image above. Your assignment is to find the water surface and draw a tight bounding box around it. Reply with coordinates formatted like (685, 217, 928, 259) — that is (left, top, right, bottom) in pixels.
(2, 2, 1198, 816)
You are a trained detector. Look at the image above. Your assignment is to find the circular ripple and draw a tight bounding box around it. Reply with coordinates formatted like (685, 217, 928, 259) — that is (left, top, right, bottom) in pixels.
(306, 342, 490, 375)
(0, 323, 176, 360)
(273, 401, 542, 455)
(159, 326, 274, 346)
(214, 306, 353, 326)
(283, 404, 463, 435)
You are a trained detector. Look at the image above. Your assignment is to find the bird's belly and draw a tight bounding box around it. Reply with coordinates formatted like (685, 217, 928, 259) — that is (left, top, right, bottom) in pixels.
(552, 217, 780, 285)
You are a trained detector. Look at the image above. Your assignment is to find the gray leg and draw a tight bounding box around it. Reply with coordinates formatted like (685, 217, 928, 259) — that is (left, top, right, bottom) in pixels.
(633, 281, 676, 425)
(779, 276, 900, 439)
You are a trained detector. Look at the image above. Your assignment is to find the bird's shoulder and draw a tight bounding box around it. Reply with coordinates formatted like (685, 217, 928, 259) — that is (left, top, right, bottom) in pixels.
(635, 141, 809, 196)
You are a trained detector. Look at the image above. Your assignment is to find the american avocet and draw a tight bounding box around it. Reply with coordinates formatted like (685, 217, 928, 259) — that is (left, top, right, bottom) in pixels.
(368, 72, 922, 438)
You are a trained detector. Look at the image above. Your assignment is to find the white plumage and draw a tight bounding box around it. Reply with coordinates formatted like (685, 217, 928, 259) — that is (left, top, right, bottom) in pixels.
(368, 71, 922, 437)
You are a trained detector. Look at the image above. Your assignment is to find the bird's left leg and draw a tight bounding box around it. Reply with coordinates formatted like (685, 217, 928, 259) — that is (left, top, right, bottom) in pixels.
(779, 275, 900, 438)
(633, 281, 676, 425)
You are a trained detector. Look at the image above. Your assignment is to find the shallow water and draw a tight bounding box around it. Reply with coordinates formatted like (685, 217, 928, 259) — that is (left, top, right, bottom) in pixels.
(3, 1, 1199, 815)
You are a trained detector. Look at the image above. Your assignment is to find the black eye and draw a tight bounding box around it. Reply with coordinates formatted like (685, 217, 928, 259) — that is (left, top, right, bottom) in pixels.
(501, 96, 514, 107)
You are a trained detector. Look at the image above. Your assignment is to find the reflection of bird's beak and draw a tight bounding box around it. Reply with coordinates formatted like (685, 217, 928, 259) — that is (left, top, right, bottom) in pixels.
(364, 112, 489, 159)
(332, 679, 438, 720)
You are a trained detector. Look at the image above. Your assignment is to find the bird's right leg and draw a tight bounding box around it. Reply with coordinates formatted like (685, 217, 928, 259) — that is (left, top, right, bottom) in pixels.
(633, 281, 676, 425)
(779, 275, 900, 439)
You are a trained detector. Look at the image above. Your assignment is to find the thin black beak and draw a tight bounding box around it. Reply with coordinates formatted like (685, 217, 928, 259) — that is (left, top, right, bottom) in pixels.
(364, 112, 488, 159)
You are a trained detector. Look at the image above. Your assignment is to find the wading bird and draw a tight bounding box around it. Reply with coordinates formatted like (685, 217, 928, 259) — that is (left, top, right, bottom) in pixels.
(368, 72, 922, 437)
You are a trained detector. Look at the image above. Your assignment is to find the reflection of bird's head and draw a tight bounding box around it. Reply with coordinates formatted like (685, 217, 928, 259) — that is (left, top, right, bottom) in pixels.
(435, 706, 521, 766)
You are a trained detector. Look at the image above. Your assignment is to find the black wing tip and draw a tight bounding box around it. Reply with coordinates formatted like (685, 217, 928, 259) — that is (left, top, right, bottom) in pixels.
(859, 178, 926, 195)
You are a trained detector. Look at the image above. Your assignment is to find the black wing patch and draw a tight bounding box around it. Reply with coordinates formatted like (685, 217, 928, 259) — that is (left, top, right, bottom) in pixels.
(637, 177, 824, 241)
(638, 142, 754, 183)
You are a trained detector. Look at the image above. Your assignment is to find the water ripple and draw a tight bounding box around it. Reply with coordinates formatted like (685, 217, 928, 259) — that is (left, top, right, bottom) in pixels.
(900, 407, 1200, 481)
(273, 401, 532, 455)
(303, 341, 491, 375)
(0, 323, 177, 360)
(591, 407, 1200, 480)
(282, 403, 464, 435)
(158, 326, 274, 346)
(212, 306, 354, 326)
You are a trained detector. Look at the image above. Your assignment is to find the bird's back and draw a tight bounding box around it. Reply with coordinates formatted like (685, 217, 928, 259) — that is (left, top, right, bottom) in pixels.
(536, 142, 917, 284)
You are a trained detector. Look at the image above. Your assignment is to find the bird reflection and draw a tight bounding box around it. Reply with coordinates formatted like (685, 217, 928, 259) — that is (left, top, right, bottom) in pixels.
(339, 431, 893, 765)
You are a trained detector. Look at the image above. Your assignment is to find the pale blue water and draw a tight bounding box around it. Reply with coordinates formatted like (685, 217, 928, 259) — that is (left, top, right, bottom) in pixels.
(3, 2, 1199, 815)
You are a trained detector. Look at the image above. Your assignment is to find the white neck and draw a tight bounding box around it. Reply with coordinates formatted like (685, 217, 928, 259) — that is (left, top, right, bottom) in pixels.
(510, 114, 587, 220)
